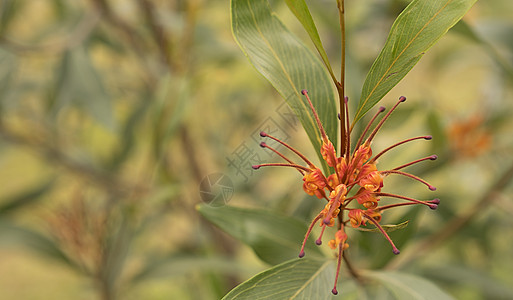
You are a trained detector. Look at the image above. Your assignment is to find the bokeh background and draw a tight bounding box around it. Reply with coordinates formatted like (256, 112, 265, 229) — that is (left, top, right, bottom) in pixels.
(1, 0, 513, 299)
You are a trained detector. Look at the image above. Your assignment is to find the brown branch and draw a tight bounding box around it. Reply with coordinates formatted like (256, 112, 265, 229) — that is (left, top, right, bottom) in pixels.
(88, 0, 156, 86)
(137, 0, 174, 69)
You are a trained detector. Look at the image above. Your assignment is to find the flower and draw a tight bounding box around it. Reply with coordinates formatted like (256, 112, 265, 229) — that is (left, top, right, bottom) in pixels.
(448, 112, 492, 158)
(252, 90, 439, 295)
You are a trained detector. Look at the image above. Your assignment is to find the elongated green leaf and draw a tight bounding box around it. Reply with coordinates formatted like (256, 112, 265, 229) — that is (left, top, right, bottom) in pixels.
(366, 270, 454, 300)
(53, 47, 113, 129)
(232, 0, 337, 172)
(222, 258, 335, 300)
(130, 254, 252, 284)
(0, 179, 55, 215)
(452, 20, 513, 80)
(355, 0, 478, 123)
(0, 220, 78, 270)
(284, 0, 336, 81)
(197, 204, 323, 265)
(356, 220, 409, 233)
(0, 48, 16, 106)
(422, 265, 513, 300)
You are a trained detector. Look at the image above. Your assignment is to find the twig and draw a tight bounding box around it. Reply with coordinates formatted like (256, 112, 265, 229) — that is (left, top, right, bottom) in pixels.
(137, 0, 174, 69)
(88, 0, 156, 86)
(337, 0, 346, 155)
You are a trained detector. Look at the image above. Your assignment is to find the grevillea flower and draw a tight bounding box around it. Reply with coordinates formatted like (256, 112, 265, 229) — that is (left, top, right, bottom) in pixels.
(252, 90, 439, 295)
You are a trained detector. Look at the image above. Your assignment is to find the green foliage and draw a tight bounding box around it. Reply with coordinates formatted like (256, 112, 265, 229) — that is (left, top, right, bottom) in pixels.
(2, 0, 513, 299)
(355, 0, 478, 123)
(284, 0, 336, 81)
(366, 271, 455, 300)
(231, 0, 337, 172)
(222, 258, 336, 300)
(0, 179, 55, 215)
(197, 204, 322, 265)
(0, 220, 77, 269)
(53, 47, 113, 128)
(355, 220, 409, 233)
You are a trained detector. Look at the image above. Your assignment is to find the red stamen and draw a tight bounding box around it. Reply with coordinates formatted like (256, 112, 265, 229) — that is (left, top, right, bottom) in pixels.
(370, 136, 433, 163)
(374, 192, 438, 209)
(323, 195, 343, 225)
(252, 163, 310, 173)
(316, 224, 327, 245)
(378, 198, 440, 211)
(354, 106, 386, 152)
(259, 142, 304, 175)
(303, 90, 338, 172)
(365, 96, 406, 145)
(301, 89, 328, 142)
(332, 243, 344, 295)
(380, 169, 436, 191)
(343, 194, 358, 205)
(260, 131, 316, 168)
(364, 212, 400, 254)
(392, 155, 438, 171)
(299, 213, 322, 258)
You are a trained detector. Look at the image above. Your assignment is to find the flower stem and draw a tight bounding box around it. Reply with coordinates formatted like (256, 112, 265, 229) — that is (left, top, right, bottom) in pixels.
(337, 0, 346, 156)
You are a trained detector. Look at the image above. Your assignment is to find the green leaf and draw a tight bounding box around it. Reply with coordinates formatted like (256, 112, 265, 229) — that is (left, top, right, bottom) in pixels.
(366, 270, 455, 300)
(452, 20, 513, 80)
(197, 204, 323, 265)
(0, 0, 23, 34)
(0, 48, 17, 112)
(356, 220, 409, 233)
(0, 178, 55, 215)
(108, 94, 151, 170)
(422, 264, 513, 300)
(284, 0, 336, 82)
(222, 258, 335, 300)
(53, 47, 113, 129)
(0, 220, 78, 270)
(130, 254, 252, 284)
(231, 0, 337, 172)
(355, 0, 478, 123)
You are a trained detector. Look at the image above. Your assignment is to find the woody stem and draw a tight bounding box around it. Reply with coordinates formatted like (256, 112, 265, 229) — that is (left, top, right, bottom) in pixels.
(337, 0, 346, 156)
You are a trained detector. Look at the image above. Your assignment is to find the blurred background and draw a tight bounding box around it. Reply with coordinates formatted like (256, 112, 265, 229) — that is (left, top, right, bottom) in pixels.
(1, 0, 513, 299)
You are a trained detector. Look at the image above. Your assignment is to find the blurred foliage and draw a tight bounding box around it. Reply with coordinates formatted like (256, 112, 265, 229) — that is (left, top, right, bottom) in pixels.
(0, 0, 512, 299)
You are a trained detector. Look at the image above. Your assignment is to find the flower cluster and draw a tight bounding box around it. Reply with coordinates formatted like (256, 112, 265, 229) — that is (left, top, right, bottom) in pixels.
(252, 90, 439, 295)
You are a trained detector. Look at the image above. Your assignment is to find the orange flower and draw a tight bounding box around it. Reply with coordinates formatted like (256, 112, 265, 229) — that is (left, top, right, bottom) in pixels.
(328, 229, 349, 250)
(252, 91, 439, 295)
(302, 168, 327, 199)
(355, 190, 379, 209)
(449, 113, 492, 158)
(348, 209, 364, 228)
(359, 170, 383, 192)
